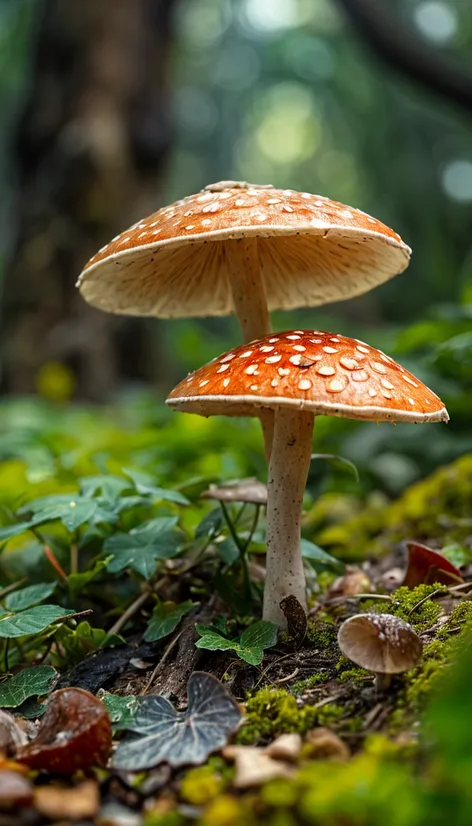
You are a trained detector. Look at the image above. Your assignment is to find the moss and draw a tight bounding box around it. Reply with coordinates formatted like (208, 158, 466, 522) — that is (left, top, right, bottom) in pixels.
(236, 687, 344, 745)
(308, 454, 472, 558)
(373, 584, 445, 631)
(203, 794, 244, 826)
(338, 666, 368, 685)
(437, 601, 472, 638)
(306, 616, 337, 650)
(180, 765, 225, 806)
(292, 672, 330, 695)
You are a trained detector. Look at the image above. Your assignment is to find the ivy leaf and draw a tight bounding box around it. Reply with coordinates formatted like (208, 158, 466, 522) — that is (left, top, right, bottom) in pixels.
(19, 495, 98, 532)
(123, 469, 190, 505)
(0, 666, 56, 708)
(57, 622, 123, 665)
(311, 453, 360, 483)
(144, 601, 197, 643)
(112, 672, 241, 770)
(79, 475, 132, 502)
(195, 508, 222, 541)
(0, 522, 35, 542)
(0, 605, 75, 638)
(104, 518, 184, 578)
(195, 620, 278, 665)
(98, 691, 139, 730)
(5, 583, 56, 612)
(301, 539, 345, 573)
(68, 557, 111, 601)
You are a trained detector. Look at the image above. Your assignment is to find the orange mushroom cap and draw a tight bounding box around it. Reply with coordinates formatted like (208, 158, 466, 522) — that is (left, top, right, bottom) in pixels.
(77, 181, 410, 318)
(166, 330, 448, 425)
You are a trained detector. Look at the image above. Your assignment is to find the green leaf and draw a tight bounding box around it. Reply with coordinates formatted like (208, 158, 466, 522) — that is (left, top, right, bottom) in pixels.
(440, 544, 472, 569)
(79, 475, 132, 502)
(195, 508, 222, 540)
(112, 672, 241, 770)
(0, 666, 56, 708)
(144, 600, 196, 642)
(57, 622, 124, 665)
(0, 605, 75, 638)
(195, 620, 278, 666)
(240, 621, 278, 653)
(68, 557, 111, 601)
(301, 539, 345, 573)
(104, 518, 184, 578)
(311, 453, 360, 483)
(98, 691, 139, 729)
(123, 469, 190, 505)
(5, 583, 56, 612)
(0, 522, 35, 542)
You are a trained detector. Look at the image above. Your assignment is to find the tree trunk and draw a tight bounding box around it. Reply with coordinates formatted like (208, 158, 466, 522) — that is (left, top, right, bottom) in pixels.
(1, 0, 176, 399)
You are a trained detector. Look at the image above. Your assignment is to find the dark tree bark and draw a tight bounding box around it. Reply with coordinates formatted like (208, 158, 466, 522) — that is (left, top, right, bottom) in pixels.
(1, 0, 177, 398)
(335, 0, 472, 113)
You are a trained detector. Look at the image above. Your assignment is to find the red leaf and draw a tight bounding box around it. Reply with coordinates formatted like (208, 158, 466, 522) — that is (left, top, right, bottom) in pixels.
(403, 541, 463, 589)
(18, 688, 111, 775)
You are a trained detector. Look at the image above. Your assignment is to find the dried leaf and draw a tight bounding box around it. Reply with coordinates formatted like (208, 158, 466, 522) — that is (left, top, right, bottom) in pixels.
(404, 541, 463, 589)
(265, 733, 302, 762)
(112, 672, 242, 771)
(201, 479, 267, 505)
(0, 710, 28, 755)
(304, 727, 350, 761)
(223, 745, 293, 789)
(35, 780, 99, 820)
(279, 596, 307, 647)
(18, 687, 111, 774)
(0, 770, 33, 810)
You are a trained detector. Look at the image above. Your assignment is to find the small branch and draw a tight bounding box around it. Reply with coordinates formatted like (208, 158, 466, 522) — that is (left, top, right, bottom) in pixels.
(107, 591, 150, 637)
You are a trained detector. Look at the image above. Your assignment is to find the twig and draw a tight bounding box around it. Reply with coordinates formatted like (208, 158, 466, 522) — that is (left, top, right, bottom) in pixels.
(254, 652, 297, 688)
(0, 578, 28, 601)
(273, 667, 299, 685)
(324, 592, 392, 606)
(142, 630, 184, 695)
(70, 542, 79, 575)
(408, 587, 449, 618)
(107, 592, 150, 637)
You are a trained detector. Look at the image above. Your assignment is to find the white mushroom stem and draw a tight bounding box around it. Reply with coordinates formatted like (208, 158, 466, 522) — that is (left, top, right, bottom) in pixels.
(225, 238, 272, 344)
(225, 237, 274, 460)
(263, 407, 314, 628)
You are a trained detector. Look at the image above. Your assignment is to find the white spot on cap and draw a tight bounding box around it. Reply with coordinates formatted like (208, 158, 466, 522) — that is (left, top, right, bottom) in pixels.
(269, 337, 279, 343)
(293, 345, 306, 352)
(316, 365, 336, 376)
(340, 356, 360, 371)
(289, 354, 305, 366)
(202, 219, 212, 226)
(371, 361, 387, 374)
(199, 380, 209, 387)
(271, 378, 279, 387)
(235, 199, 245, 207)
(287, 334, 301, 340)
(283, 205, 293, 213)
(382, 390, 393, 399)
(250, 384, 258, 391)
(326, 377, 347, 393)
(381, 378, 394, 390)
(323, 346, 338, 354)
(260, 345, 275, 353)
(202, 202, 219, 213)
(245, 364, 258, 375)
(330, 337, 340, 343)
(223, 378, 230, 388)
(220, 353, 235, 363)
(351, 370, 369, 382)
(368, 387, 377, 397)
(185, 225, 195, 231)
(356, 345, 370, 354)
(265, 355, 282, 364)
(267, 198, 281, 204)
(408, 398, 415, 405)
(278, 367, 290, 376)
(404, 376, 418, 387)
(298, 379, 312, 390)
(217, 363, 230, 373)
(239, 350, 253, 358)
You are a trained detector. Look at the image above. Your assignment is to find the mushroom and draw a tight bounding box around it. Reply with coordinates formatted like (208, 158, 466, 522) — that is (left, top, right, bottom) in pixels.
(403, 541, 463, 588)
(77, 181, 410, 456)
(166, 329, 448, 628)
(337, 613, 423, 690)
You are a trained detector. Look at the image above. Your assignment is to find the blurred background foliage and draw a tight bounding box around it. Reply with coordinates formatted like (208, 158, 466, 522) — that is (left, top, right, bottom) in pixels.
(0, 0, 470, 498)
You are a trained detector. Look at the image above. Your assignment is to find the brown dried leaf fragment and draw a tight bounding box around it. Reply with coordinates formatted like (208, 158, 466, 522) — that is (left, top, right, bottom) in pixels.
(0, 770, 33, 810)
(18, 687, 111, 775)
(34, 780, 99, 820)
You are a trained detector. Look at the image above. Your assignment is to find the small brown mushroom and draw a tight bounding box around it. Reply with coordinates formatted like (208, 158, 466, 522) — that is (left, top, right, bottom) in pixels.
(337, 613, 422, 690)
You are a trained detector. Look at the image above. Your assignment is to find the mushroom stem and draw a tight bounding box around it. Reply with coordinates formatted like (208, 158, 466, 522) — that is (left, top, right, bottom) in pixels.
(225, 237, 274, 459)
(225, 238, 272, 344)
(374, 673, 392, 692)
(263, 407, 314, 628)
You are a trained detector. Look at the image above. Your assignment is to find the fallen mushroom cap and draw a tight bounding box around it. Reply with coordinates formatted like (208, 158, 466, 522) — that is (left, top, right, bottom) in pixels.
(404, 541, 463, 588)
(166, 330, 448, 424)
(77, 181, 410, 317)
(337, 613, 423, 674)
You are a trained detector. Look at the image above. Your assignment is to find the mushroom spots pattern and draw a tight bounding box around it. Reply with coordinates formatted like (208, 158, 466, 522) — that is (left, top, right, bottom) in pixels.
(167, 330, 448, 424)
